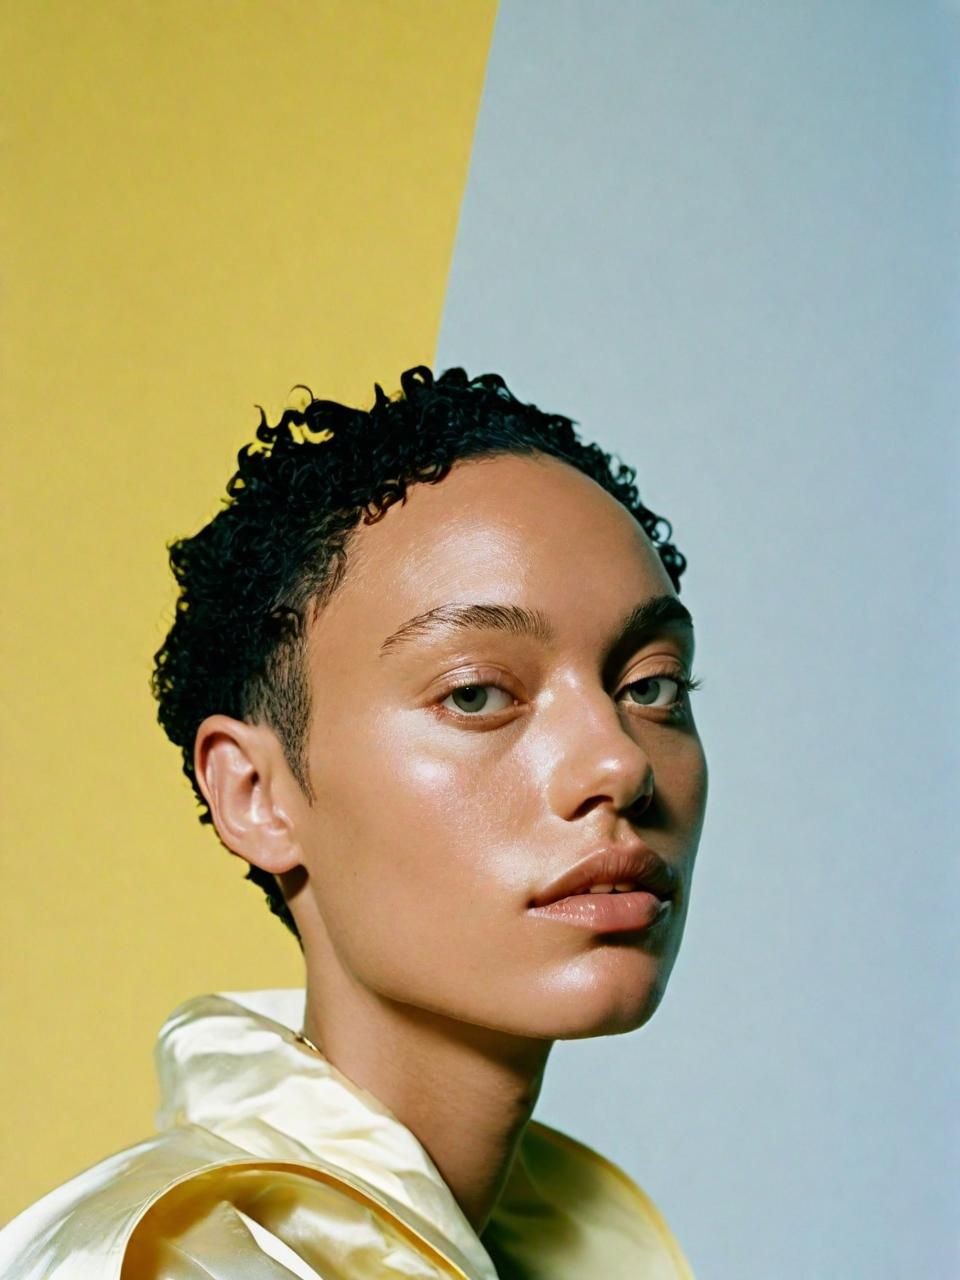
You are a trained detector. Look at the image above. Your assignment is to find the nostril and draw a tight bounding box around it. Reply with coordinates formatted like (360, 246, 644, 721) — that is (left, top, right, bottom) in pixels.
(569, 796, 609, 822)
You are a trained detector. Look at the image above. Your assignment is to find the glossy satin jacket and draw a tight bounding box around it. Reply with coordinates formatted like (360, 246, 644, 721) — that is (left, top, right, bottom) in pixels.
(0, 989, 694, 1278)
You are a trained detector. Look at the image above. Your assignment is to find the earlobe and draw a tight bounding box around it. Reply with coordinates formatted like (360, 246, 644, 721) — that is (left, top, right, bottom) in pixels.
(193, 715, 303, 875)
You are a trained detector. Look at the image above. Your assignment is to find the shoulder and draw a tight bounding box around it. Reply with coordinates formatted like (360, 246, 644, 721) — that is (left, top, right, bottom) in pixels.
(0, 1125, 247, 1280)
(0, 1128, 467, 1280)
(487, 1119, 696, 1280)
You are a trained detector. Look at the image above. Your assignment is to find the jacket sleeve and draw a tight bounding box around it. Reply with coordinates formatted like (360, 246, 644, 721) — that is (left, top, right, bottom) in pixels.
(0, 1129, 467, 1280)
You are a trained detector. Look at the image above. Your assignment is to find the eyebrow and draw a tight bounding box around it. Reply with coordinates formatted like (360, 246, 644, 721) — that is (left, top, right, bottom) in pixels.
(378, 594, 693, 660)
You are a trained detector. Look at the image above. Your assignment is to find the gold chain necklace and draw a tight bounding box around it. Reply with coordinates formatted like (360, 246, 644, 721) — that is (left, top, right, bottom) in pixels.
(293, 1029, 323, 1056)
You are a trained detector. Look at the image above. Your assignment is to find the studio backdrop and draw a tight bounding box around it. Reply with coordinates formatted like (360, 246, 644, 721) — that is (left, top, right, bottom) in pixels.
(2, 4, 956, 1277)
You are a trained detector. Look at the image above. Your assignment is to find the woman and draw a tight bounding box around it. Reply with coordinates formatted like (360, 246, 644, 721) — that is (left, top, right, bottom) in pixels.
(1, 366, 708, 1278)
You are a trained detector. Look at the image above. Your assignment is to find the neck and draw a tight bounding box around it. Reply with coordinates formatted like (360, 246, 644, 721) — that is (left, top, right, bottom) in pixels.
(302, 974, 551, 1235)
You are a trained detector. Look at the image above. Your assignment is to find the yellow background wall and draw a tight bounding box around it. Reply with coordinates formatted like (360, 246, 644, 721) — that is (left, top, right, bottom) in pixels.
(1, 0, 497, 1221)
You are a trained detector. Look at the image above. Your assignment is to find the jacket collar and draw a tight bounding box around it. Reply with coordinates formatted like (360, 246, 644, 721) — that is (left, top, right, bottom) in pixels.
(155, 987, 499, 1278)
(154, 988, 694, 1280)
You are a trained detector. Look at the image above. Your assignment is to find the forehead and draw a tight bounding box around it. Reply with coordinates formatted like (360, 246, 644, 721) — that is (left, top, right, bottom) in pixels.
(311, 452, 676, 651)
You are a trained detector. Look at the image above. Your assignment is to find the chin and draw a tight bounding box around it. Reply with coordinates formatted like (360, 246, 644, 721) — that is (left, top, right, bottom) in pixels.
(535, 948, 675, 1041)
(552, 992, 666, 1041)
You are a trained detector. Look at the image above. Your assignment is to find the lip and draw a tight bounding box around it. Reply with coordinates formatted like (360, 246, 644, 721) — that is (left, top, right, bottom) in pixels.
(530, 842, 679, 910)
(530, 890, 672, 933)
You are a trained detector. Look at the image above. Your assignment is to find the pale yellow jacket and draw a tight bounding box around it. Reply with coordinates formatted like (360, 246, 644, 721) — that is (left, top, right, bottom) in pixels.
(0, 989, 694, 1278)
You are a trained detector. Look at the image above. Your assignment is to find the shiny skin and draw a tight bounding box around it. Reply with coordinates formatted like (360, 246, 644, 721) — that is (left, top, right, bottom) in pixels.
(281, 451, 709, 1041)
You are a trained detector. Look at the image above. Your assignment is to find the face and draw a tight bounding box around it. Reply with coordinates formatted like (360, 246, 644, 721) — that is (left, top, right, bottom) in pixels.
(291, 452, 708, 1040)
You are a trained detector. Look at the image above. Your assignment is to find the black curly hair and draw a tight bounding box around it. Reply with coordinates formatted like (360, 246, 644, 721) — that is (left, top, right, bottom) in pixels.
(151, 365, 688, 944)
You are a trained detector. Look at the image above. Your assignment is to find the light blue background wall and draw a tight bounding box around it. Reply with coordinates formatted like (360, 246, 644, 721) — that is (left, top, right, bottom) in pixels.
(438, 3, 958, 1275)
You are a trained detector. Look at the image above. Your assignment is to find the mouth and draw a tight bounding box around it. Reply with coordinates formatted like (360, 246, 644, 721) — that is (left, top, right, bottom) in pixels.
(530, 841, 679, 910)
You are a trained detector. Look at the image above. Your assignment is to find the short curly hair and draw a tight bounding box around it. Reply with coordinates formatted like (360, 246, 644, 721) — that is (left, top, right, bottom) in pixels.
(151, 365, 688, 943)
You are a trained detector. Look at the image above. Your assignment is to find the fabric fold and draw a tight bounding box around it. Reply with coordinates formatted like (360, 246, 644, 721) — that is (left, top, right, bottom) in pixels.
(0, 988, 694, 1279)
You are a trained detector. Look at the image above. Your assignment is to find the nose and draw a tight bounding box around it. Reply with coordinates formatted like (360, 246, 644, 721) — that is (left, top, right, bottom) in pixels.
(544, 686, 655, 823)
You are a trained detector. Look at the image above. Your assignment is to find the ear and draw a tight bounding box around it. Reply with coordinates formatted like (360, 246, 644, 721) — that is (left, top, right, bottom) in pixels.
(193, 715, 304, 875)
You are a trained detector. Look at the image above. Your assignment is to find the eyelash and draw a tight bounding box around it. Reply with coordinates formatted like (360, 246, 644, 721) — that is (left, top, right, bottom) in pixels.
(437, 668, 703, 725)
(621, 670, 704, 721)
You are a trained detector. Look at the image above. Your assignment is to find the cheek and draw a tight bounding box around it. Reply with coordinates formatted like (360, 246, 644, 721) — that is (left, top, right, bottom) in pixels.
(303, 715, 534, 953)
(687, 736, 709, 827)
(658, 730, 708, 831)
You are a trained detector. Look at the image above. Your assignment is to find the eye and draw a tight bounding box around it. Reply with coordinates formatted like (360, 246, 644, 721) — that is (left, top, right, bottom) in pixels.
(440, 682, 515, 716)
(619, 670, 699, 712)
